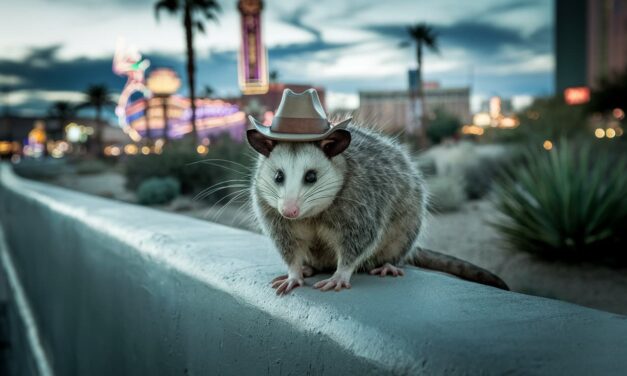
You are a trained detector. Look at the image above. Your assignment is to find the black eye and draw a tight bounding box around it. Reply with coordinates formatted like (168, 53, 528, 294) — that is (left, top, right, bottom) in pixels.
(304, 170, 317, 184)
(274, 170, 284, 184)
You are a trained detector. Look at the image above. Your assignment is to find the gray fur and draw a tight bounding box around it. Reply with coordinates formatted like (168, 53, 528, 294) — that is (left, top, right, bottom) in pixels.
(251, 124, 425, 273)
(250, 123, 509, 291)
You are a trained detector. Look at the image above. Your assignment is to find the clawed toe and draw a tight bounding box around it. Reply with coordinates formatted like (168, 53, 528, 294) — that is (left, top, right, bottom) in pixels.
(313, 275, 352, 292)
(271, 266, 315, 286)
(271, 276, 304, 295)
(369, 263, 404, 277)
(271, 274, 288, 284)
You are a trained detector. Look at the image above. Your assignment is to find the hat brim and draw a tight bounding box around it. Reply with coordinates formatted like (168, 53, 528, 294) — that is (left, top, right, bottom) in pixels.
(248, 116, 352, 141)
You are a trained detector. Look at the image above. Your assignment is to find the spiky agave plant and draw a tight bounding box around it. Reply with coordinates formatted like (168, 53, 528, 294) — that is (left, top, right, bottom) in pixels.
(490, 140, 627, 261)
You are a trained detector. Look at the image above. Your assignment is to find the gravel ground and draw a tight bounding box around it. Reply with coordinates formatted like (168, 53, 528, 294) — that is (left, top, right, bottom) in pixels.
(422, 200, 627, 315)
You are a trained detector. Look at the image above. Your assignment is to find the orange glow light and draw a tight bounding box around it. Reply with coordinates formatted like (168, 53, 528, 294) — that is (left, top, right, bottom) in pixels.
(564, 87, 590, 105)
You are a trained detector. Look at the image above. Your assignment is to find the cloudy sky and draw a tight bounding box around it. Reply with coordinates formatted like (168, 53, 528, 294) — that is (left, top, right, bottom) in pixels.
(0, 0, 553, 115)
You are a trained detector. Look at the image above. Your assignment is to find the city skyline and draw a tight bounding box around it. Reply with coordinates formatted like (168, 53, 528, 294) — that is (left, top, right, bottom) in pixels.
(0, 0, 553, 115)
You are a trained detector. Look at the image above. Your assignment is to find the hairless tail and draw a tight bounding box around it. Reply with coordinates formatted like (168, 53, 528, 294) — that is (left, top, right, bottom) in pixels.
(407, 248, 509, 290)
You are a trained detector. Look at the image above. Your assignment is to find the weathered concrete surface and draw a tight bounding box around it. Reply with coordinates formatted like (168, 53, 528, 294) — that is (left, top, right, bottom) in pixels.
(1, 165, 627, 376)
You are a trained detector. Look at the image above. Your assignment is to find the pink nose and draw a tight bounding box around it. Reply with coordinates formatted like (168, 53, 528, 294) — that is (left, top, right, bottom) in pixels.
(282, 202, 300, 218)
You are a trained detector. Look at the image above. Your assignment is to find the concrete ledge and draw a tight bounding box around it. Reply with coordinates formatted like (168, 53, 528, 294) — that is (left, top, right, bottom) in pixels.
(1, 164, 627, 375)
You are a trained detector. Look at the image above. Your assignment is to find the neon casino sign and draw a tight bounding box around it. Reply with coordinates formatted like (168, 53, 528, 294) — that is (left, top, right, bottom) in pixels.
(113, 39, 246, 141)
(238, 0, 269, 95)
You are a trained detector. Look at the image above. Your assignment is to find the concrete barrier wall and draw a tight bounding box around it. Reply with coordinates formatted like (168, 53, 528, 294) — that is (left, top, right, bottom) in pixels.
(1, 164, 627, 375)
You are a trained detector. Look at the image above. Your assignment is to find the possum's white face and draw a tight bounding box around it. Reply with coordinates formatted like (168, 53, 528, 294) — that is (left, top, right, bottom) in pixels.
(256, 143, 346, 219)
(247, 129, 351, 220)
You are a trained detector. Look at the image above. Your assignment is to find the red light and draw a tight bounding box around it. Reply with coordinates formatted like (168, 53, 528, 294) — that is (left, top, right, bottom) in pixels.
(564, 87, 590, 105)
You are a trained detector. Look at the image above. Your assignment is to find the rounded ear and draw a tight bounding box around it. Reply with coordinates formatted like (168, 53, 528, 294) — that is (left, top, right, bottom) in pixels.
(319, 129, 351, 158)
(246, 129, 277, 157)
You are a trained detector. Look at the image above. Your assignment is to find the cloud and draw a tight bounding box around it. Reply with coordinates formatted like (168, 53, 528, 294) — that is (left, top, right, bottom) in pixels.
(439, 22, 526, 55)
(1, 37, 361, 114)
(480, 0, 542, 17)
(269, 40, 354, 64)
(364, 20, 549, 56)
(0, 75, 24, 86)
(278, 4, 323, 42)
(26, 44, 63, 62)
(0, 46, 127, 93)
(1, 0, 555, 115)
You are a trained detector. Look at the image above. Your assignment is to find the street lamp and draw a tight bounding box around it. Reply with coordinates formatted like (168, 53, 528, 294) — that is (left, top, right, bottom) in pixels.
(147, 68, 181, 141)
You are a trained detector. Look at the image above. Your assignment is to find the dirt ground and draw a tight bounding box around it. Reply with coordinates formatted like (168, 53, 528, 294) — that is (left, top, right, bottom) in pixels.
(421, 200, 627, 315)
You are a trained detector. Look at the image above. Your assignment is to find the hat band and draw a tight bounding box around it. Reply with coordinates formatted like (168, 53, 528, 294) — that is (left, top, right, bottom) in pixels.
(270, 117, 330, 134)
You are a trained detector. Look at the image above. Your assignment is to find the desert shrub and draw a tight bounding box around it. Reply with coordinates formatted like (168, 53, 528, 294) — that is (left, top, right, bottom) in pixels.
(12, 158, 70, 180)
(462, 159, 497, 200)
(137, 177, 181, 205)
(74, 159, 108, 175)
(462, 152, 523, 200)
(491, 140, 627, 262)
(124, 135, 253, 203)
(426, 175, 466, 213)
(426, 108, 461, 144)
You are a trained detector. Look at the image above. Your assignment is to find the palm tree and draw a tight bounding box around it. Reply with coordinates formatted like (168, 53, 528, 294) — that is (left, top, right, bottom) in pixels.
(48, 101, 76, 126)
(48, 101, 76, 144)
(78, 85, 115, 156)
(406, 23, 439, 147)
(203, 84, 214, 99)
(155, 0, 221, 143)
(269, 70, 279, 83)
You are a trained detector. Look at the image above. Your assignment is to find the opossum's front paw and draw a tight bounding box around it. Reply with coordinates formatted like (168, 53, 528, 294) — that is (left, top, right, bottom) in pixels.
(269, 265, 315, 285)
(313, 273, 352, 292)
(271, 275, 304, 295)
(369, 263, 404, 277)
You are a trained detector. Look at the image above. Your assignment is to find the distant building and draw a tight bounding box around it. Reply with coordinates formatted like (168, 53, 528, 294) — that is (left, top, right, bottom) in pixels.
(555, 0, 587, 92)
(0, 115, 129, 159)
(357, 86, 471, 133)
(1, 116, 64, 143)
(555, 0, 627, 93)
(587, 0, 627, 86)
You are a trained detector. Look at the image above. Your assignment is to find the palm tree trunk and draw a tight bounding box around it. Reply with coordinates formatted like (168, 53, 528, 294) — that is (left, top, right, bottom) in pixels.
(94, 106, 103, 157)
(184, 4, 198, 144)
(162, 98, 169, 142)
(416, 41, 429, 148)
(145, 100, 152, 142)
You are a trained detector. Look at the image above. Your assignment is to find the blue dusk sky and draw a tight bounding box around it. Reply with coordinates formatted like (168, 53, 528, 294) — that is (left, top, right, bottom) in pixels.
(0, 0, 553, 115)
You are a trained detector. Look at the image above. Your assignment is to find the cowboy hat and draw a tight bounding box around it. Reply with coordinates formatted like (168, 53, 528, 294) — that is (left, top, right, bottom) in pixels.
(247, 88, 352, 142)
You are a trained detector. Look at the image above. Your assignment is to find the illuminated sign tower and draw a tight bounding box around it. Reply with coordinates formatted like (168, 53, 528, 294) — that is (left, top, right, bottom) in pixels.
(238, 0, 269, 95)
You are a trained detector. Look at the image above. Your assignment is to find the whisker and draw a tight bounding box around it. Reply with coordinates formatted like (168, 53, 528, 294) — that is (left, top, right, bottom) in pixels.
(193, 179, 249, 201)
(190, 158, 253, 171)
(212, 190, 251, 222)
(194, 183, 249, 202)
(190, 161, 252, 177)
(204, 188, 251, 219)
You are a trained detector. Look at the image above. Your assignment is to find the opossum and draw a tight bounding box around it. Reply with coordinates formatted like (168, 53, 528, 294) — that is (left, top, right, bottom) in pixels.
(247, 123, 508, 295)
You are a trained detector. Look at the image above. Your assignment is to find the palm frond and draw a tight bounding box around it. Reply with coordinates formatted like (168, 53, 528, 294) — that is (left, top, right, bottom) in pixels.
(154, 0, 180, 21)
(195, 20, 205, 33)
(405, 23, 440, 53)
